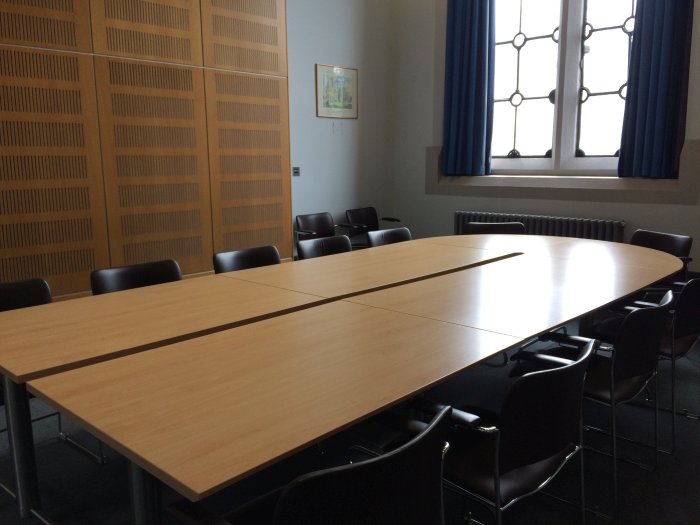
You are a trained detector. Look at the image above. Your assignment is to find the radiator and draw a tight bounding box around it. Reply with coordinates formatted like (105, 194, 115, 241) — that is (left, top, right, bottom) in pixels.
(454, 211, 625, 242)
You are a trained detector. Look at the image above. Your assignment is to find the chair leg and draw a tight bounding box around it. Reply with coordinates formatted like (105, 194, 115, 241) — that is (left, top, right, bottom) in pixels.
(611, 402, 618, 512)
(670, 357, 677, 452)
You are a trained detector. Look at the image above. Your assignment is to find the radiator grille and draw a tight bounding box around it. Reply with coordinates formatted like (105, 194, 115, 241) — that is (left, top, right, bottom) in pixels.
(454, 211, 625, 242)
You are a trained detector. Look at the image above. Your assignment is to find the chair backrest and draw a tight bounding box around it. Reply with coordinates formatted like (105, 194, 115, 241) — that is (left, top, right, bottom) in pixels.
(672, 278, 700, 356)
(346, 207, 379, 232)
(273, 406, 451, 525)
(297, 235, 352, 260)
(462, 222, 526, 235)
(630, 229, 692, 259)
(498, 340, 593, 474)
(367, 227, 412, 248)
(213, 246, 281, 274)
(0, 279, 52, 312)
(90, 259, 182, 295)
(614, 290, 674, 381)
(295, 212, 336, 239)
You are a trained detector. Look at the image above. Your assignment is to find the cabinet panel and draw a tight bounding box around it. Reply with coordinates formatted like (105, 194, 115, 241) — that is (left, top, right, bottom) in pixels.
(95, 56, 213, 272)
(201, 0, 287, 75)
(205, 69, 291, 258)
(90, 0, 203, 65)
(0, 46, 109, 294)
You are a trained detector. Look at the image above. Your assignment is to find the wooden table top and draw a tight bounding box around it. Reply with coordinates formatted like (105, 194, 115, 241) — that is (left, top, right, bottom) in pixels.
(345, 250, 681, 338)
(218, 240, 518, 298)
(0, 275, 325, 382)
(29, 301, 520, 500)
(21, 236, 684, 503)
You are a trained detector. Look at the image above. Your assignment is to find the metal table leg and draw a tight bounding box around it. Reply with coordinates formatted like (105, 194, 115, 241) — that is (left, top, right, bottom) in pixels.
(2, 374, 40, 519)
(129, 462, 161, 525)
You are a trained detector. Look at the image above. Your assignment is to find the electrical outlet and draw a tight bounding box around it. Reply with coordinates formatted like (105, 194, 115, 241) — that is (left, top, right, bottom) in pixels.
(292, 167, 301, 176)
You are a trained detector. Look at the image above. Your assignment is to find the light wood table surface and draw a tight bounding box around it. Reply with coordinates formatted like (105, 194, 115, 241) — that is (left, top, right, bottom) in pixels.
(29, 301, 520, 501)
(26, 235, 682, 519)
(218, 239, 518, 298)
(0, 275, 325, 382)
(345, 249, 682, 338)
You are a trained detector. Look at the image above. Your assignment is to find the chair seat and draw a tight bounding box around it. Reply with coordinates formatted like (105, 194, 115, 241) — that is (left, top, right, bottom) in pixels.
(445, 432, 575, 506)
(583, 354, 650, 404)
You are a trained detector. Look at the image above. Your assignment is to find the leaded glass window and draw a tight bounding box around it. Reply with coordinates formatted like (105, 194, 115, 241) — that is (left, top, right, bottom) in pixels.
(491, 0, 636, 171)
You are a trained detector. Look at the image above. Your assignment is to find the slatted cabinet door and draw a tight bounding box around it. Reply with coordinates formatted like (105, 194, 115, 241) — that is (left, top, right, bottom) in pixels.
(0, 47, 109, 295)
(205, 70, 292, 258)
(90, 0, 203, 65)
(201, 0, 287, 76)
(0, 0, 93, 52)
(95, 57, 213, 273)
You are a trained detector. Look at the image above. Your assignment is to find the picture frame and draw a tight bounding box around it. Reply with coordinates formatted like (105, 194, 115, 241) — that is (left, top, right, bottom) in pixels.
(315, 64, 358, 119)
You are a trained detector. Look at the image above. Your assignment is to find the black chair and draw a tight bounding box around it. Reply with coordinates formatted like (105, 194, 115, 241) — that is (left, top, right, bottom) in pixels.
(657, 279, 700, 450)
(630, 229, 692, 280)
(297, 235, 352, 260)
(170, 406, 452, 525)
(295, 212, 350, 240)
(213, 246, 281, 274)
(90, 259, 182, 295)
(367, 227, 412, 248)
(582, 290, 673, 509)
(426, 339, 594, 525)
(345, 207, 401, 247)
(460, 221, 526, 235)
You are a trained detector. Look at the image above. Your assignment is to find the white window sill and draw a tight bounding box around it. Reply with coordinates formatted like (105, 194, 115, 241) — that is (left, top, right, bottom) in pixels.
(425, 142, 700, 204)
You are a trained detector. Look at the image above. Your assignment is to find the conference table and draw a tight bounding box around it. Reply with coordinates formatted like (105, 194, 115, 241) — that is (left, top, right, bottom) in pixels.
(0, 235, 683, 523)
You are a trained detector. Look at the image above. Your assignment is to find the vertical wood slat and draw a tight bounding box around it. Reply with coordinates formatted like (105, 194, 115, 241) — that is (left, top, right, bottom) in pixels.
(0, 46, 109, 295)
(205, 69, 292, 258)
(95, 56, 213, 273)
(201, 0, 287, 75)
(90, 0, 203, 65)
(0, 0, 93, 52)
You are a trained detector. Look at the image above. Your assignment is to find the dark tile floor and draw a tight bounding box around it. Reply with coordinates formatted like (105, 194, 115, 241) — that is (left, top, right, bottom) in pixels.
(1, 345, 699, 524)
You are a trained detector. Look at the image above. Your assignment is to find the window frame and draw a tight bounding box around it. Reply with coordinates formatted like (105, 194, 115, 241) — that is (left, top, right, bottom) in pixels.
(491, 0, 620, 177)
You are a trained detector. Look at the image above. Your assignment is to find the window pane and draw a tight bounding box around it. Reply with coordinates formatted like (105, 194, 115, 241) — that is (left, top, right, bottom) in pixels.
(586, 0, 634, 28)
(492, 101, 515, 157)
(495, 0, 522, 42)
(515, 99, 553, 156)
(520, 0, 560, 37)
(519, 37, 557, 97)
(583, 28, 629, 93)
(579, 94, 624, 156)
(494, 45, 518, 100)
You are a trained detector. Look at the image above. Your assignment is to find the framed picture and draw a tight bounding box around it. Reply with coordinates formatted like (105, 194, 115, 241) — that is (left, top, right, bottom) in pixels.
(315, 64, 358, 119)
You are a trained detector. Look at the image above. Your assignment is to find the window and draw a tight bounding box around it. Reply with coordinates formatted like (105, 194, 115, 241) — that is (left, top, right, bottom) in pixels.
(491, 0, 637, 175)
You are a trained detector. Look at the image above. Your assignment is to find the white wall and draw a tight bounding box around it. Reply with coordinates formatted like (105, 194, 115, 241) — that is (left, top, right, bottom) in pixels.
(287, 0, 700, 266)
(388, 0, 700, 267)
(286, 0, 395, 225)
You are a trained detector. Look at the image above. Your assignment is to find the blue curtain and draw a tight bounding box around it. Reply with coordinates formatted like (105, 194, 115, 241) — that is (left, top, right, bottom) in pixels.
(442, 0, 495, 176)
(618, 0, 694, 179)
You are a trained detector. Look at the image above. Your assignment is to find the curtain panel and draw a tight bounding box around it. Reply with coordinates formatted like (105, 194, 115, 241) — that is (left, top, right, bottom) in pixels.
(618, 0, 694, 179)
(442, 0, 495, 176)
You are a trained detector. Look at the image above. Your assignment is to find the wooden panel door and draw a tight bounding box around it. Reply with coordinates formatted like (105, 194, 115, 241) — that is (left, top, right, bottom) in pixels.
(95, 56, 213, 273)
(0, 47, 109, 295)
(90, 0, 203, 65)
(205, 69, 292, 258)
(0, 0, 93, 52)
(201, 0, 287, 75)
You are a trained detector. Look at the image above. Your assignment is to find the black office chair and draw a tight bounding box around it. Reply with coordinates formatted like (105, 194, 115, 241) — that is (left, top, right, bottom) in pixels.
(297, 235, 352, 260)
(582, 290, 673, 510)
(170, 406, 452, 525)
(90, 259, 182, 295)
(461, 221, 526, 235)
(295, 212, 351, 240)
(213, 246, 281, 274)
(630, 229, 692, 281)
(345, 207, 401, 247)
(424, 339, 594, 525)
(367, 227, 412, 248)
